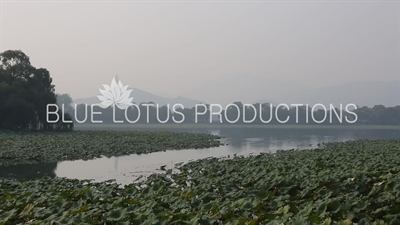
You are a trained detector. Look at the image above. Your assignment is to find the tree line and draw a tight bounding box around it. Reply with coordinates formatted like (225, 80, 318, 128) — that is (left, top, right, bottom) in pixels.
(57, 98, 400, 126)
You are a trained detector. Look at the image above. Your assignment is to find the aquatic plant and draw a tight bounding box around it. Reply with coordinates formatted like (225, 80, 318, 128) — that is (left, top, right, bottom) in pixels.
(0, 130, 222, 165)
(1, 139, 399, 224)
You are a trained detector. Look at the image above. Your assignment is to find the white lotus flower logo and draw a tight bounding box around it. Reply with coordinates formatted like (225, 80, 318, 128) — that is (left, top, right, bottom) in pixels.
(97, 76, 133, 110)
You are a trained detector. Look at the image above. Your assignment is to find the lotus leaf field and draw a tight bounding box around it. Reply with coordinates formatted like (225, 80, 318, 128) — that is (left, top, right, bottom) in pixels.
(0, 131, 222, 165)
(1, 138, 400, 224)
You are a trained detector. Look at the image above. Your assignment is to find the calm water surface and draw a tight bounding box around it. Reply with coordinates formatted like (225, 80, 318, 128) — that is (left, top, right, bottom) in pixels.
(1, 128, 399, 185)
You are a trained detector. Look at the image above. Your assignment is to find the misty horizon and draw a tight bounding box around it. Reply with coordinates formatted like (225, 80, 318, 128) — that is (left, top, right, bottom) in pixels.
(1, 1, 398, 107)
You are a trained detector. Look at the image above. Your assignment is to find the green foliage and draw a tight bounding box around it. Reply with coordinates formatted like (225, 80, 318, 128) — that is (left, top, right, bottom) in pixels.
(0, 139, 399, 224)
(0, 130, 222, 165)
(0, 50, 73, 131)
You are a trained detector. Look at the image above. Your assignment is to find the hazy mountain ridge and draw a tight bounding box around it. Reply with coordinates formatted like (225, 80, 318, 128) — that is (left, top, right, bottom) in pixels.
(73, 87, 205, 108)
(74, 77, 399, 108)
(181, 74, 399, 107)
(297, 80, 399, 107)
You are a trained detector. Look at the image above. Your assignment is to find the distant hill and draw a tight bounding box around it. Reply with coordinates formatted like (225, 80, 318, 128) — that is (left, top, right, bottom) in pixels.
(73, 87, 205, 108)
(74, 77, 399, 109)
(292, 80, 399, 107)
(181, 74, 399, 107)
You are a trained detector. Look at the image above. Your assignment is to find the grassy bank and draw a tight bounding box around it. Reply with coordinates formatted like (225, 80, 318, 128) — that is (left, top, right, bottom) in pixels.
(1, 139, 400, 224)
(0, 130, 222, 165)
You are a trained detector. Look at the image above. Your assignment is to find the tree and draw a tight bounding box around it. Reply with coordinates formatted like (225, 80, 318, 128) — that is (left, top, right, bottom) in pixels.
(56, 93, 74, 116)
(0, 50, 73, 131)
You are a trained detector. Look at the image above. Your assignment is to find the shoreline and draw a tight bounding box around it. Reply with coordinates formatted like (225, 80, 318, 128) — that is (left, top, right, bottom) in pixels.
(74, 123, 400, 130)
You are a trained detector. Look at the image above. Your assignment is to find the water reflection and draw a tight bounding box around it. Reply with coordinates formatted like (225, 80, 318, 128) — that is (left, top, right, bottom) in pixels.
(0, 162, 57, 180)
(0, 128, 398, 184)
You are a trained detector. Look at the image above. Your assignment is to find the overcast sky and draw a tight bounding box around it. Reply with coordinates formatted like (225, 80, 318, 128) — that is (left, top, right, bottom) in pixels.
(1, 0, 398, 104)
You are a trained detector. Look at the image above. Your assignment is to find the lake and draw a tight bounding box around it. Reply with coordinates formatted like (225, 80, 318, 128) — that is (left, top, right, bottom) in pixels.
(1, 127, 399, 185)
